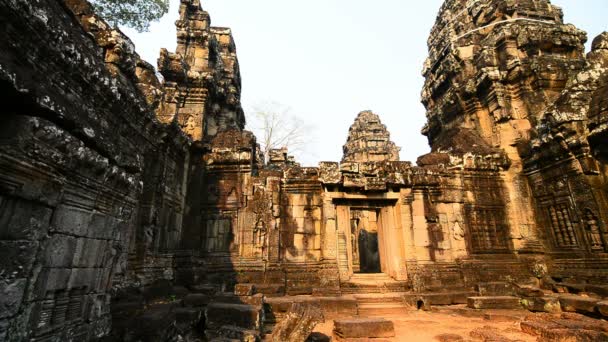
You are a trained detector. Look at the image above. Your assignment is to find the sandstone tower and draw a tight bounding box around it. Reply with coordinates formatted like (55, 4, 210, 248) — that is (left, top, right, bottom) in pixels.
(1, 0, 608, 340)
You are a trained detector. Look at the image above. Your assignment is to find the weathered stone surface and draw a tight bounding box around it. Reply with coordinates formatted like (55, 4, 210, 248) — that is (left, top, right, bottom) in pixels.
(598, 301, 608, 318)
(558, 295, 600, 314)
(269, 302, 324, 342)
(521, 312, 608, 341)
(341, 110, 400, 163)
(470, 326, 515, 342)
(521, 296, 561, 314)
(1, 0, 608, 340)
(205, 303, 263, 333)
(467, 296, 522, 310)
(333, 318, 395, 338)
(434, 333, 465, 342)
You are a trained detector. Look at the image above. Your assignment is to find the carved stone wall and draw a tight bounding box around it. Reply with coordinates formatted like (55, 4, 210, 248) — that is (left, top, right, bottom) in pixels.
(2, 0, 608, 340)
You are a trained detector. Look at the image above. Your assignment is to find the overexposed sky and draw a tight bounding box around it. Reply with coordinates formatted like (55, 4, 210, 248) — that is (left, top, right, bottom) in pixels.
(124, 0, 608, 166)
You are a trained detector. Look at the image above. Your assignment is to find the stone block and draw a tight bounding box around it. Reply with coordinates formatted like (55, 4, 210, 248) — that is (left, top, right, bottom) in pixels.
(470, 326, 515, 341)
(51, 205, 92, 237)
(205, 303, 262, 332)
(0, 241, 38, 278)
(214, 325, 260, 342)
(68, 268, 99, 290)
(467, 296, 522, 310)
(234, 284, 254, 296)
(42, 234, 77, 267)
(319, 297, 357, 319)
(598, 301, 608, 318)
(0, 198, 52, 240)
(585, 285, 608, 298)
(174, 307, 202, 331)
(521, 296, 561, 313)
(72, 238, 107, 268)
(33, 268, 71, 299)
(88, 213, 119, 240)
(269, 302, 323, 342)
(558, 294, 599, 314)
(0, 279, 26, 319)
(476, 282, 515, 296)
(333, 318, 395, 338)
(517, 285, 545, 298)
(134, 303, 177, 339)
(434, 333, 465, 342)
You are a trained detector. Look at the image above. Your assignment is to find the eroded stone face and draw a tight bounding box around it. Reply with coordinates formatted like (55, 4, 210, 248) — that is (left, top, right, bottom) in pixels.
(1, 0, 608, 340)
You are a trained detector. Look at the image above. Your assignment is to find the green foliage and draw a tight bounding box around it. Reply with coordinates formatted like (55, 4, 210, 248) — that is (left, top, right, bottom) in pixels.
(90, 0, 170, 32)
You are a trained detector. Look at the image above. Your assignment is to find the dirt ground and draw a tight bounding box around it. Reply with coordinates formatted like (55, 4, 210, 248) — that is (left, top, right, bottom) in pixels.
(312, 305, 537, 341)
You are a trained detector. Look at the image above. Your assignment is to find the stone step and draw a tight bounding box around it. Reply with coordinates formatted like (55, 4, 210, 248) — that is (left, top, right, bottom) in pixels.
(353, 292, 407, 303)
(476, 282, 515, 296)
(340, 280, 409, 294)
(403, 291, 476, 308)
(210, 325, 260, 342)
(357, 302, 408, 316)
(333, 318, 395, 339)
(467, 296, 523, 310)
(205, 302, 263, 334)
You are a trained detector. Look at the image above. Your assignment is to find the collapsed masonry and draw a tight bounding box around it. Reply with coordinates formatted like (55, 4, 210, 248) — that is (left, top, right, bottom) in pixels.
(0, 0, 608, 340)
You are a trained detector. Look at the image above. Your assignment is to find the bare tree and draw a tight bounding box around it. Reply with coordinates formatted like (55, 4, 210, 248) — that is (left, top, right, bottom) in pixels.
(247, 101, 313, 164)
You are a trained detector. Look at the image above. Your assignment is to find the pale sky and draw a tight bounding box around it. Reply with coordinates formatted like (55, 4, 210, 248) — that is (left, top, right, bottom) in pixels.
(125, 0, 608, 166)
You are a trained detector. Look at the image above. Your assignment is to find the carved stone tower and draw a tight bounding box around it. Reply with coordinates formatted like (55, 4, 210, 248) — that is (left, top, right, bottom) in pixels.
(342, 110, 400, 163)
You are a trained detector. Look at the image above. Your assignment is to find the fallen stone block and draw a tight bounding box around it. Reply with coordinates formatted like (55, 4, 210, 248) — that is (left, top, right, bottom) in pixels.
(598, 301, 608, 318)
(213, 325, 260, 342)
(467, 296, 522, 310)
(476, 282, 515, 296)
(434, 333, 465, 342)
(558, 294, 599, 314)
(333, 318, 395, 338)
(205, 303, 262, 332)
(585, 284, 608, 298)
(537, 328, 608, 342)
(470, 326, 514, 341)
(183, 293, 211, 307)
(174, 307, 202, 331)
(520, 320, 563, 337)
(270, 302, 324, 342)
(521, 296, 561, 313)
(516, 285, 545, 298)
(235, 284, 255, 296)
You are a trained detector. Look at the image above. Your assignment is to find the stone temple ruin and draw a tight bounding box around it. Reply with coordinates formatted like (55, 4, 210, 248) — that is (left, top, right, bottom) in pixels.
(1, 0, 608, 340)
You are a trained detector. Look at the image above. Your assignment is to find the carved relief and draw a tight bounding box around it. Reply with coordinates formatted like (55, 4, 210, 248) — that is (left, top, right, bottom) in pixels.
(547, 203, 578, 248)
(465, 206, 509, 253)
(584, 208, 604, 251)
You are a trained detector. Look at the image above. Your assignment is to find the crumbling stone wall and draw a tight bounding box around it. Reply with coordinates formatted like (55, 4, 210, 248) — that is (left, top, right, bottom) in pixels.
(0, 0, 200, 339)
(2, 0, 608, 340)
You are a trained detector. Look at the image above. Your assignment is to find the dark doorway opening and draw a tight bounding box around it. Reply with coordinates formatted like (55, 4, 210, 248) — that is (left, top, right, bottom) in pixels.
(358, 230, 381, 273)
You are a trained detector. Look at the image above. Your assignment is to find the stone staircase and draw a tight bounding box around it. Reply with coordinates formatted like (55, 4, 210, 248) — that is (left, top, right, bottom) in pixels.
(203, 293, 265, 341)
(466, 281, 524, 310)
(340, 273, 409, 294)
(354, 292, 410, 316)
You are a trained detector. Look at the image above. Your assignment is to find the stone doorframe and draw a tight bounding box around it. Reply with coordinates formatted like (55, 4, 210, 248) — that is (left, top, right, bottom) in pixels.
(332, 196, 406, 281)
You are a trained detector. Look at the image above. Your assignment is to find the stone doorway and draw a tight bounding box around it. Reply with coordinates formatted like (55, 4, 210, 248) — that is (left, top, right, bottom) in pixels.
(335, 198, 406, 282)
(351, 209, 381, 273)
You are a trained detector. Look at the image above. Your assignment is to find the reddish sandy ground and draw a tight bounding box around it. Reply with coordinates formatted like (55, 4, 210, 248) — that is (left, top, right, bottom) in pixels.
(312, 305, 537, 341)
